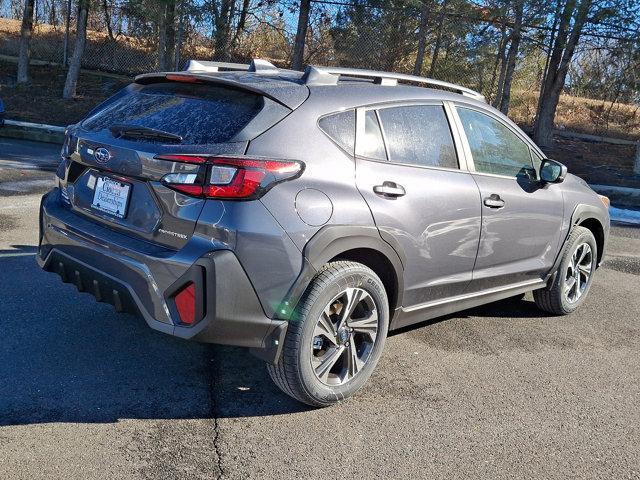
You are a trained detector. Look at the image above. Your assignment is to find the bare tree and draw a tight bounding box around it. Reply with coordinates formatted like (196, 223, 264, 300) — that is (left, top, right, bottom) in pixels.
(63, 0, 90, 99)
(213, 0, 235, 61)
(229, 0, 251, 49)
(489, 24, 508, 105)
(292, 0, 311, 70)
(16, 0, 36, 84)
(533, 0, 592, 148)
(497, 0, 524, 114)
(428, 0, 447, 77)
(158, 0, 176, 70)
(414, 1, 430, 75)
(102, 0, 115, 40)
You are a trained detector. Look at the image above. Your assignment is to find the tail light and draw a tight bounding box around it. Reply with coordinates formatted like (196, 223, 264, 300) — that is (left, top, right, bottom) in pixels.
(156, 155, 304, 200)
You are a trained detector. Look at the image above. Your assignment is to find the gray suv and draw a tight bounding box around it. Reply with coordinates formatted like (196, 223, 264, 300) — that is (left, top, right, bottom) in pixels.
(38, 59, 610, 406)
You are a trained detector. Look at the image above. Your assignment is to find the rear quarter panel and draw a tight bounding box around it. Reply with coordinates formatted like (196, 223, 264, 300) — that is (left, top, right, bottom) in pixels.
(248, 95, 376, 252)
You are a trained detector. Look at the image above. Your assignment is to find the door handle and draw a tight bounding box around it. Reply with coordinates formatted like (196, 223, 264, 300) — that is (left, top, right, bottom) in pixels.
(483, 194, 505, 208)
(373, 182, 406, 198)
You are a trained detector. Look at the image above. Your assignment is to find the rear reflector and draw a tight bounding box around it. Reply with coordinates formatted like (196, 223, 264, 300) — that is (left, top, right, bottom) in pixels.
(174, 282, 197, 325)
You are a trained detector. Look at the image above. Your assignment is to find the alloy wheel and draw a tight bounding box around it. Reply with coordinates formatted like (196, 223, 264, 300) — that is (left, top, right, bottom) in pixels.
(310, 288, 379, 386)
(564, 242, 593, 303)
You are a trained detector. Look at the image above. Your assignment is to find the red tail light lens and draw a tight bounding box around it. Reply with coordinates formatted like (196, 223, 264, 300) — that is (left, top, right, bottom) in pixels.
(174, 282, 197, 325)
(156, 155, 304, 200)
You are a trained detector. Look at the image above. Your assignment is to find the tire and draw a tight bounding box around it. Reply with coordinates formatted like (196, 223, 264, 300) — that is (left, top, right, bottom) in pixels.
(267, 261, 389, 407)
(533, 226, 597, 315)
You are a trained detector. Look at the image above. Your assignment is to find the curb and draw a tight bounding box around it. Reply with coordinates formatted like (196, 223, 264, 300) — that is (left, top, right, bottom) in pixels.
(0, 119, 66, 144)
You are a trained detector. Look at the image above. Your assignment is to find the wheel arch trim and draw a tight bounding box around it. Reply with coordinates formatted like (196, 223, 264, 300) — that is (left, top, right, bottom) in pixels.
(279, 225, 405, 321)
(546, 203, 609, 283)
(570, 203, 608, 268)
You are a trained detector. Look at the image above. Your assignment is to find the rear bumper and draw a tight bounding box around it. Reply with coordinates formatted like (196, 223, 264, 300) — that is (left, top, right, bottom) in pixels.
(38, 189, 287, 363)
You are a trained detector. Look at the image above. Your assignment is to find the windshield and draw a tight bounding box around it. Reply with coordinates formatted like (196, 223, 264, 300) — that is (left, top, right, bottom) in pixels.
(81, 82, 264, 145)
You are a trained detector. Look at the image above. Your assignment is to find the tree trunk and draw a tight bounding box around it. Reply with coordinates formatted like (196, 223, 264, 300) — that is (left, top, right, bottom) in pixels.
(166, 1, 176, 69)
(413, 1, 429, 75)
(17, 0, 35, 84)
(488, 26, 507, 105)
(63, 0, 89, 99)
(533, 0, 592, 148)
(158, 3, 168, 70)
(229, 0, 250, 49)
(213, 0, 234, 61)
(498, 0, 524, 114)
(634, 140, 640, 175)
(291, 0, 311, 70)
(428, 2, 447, 77)
(103, 0, 114, 41)
(175, 1, 185, 69)
(492, 30, 508, 109)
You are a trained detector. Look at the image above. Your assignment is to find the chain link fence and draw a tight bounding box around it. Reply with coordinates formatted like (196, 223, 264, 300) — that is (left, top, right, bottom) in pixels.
(0, 0, 638, 139)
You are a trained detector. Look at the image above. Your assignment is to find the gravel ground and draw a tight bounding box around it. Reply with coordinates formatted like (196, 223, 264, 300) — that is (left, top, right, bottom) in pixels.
(0, 164, 639, 480)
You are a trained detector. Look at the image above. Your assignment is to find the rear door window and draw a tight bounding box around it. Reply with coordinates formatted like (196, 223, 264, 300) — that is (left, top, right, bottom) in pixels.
(376, 105, 458, 169)
(81, 82, 265, 145)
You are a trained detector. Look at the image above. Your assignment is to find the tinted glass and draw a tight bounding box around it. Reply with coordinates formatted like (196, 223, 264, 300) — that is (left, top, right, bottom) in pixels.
(377, 105, 458, 169)
(357, 110, 387, 160)
(318, 110, 355, 153)
(82, 82, 264, 145)
(457, 107, 534, 178)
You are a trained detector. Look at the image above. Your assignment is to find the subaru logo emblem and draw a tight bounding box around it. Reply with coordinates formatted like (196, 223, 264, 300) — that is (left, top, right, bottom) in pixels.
(94, 147, 111, 164)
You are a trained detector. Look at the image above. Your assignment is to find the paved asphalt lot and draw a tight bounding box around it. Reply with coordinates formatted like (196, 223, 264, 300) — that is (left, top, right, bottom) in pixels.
(0, 140, 639, 479)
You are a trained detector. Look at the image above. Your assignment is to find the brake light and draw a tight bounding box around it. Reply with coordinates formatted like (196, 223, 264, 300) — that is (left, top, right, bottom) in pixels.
(165, 74, 202, 84)
(174, 282, 196, 325)
(156, 155, 304, 200)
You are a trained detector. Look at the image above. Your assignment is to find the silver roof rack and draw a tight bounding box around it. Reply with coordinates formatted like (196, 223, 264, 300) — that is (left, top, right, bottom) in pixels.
(303, 65, 485, 101)
(185, 58, 279, 74)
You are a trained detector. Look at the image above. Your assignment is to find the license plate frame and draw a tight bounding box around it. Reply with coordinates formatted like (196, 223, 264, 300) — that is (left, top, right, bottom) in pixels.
(91, 176, 132, 219)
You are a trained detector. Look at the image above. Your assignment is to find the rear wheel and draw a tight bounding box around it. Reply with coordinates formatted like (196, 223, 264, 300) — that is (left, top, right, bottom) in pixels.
(534, 226, 597, 315)
(267, 261, 389, 407)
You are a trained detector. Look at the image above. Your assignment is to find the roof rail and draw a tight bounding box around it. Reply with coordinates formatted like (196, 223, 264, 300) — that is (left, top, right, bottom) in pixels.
(185, 58, 279, 74)
(303, 65, 486, 101)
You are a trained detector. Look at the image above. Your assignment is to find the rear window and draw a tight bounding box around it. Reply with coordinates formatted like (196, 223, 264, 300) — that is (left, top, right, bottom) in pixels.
(81, 82, 264, 145)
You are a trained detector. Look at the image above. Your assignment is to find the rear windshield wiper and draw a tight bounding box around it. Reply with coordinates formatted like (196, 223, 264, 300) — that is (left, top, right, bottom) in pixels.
(109, 124, 183, 143)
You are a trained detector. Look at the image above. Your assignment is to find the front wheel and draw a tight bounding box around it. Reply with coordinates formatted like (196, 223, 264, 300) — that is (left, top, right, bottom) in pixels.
(534, 226, 597, 315)
(267, 261, 389, 407)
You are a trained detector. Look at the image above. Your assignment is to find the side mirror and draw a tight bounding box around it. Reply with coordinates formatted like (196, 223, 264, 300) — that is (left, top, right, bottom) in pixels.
(540, 159, 567, 184)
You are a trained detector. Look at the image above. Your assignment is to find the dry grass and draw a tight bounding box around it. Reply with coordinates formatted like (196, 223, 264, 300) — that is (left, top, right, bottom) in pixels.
(509, 89, 640, 141)
(0, 60, 128, 126)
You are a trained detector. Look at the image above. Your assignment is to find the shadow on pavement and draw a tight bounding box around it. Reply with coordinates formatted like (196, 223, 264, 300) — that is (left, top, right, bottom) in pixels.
(1, 245, 557, 424)
(0, 250, 304, 426)
(390, 294, 551, 338)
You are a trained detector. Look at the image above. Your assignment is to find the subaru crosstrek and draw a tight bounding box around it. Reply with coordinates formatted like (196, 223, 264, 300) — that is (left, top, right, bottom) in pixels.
(38, 59, 610, 406)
